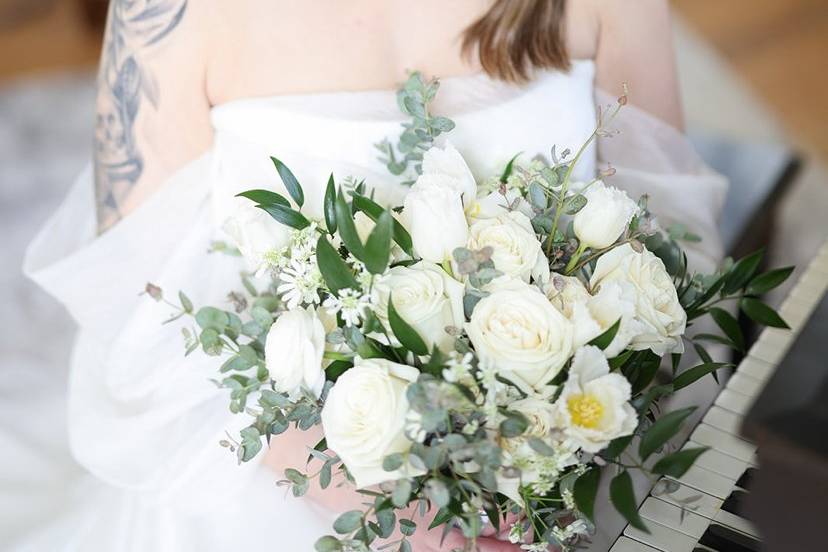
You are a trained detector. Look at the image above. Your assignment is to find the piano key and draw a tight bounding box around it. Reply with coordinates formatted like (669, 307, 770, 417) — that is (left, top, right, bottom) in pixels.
(713, 388, 754, 415)
(639, 497, 710, 539)
(738, 355, 777, 383)
(652, 478, 724, 520)
(724, 372, 763, 398)
(671, 463, 736, 500)
(747, 328, 793, 366)
(683, 442, 750, 479)
(623, 518, 698, 552)
(714, 508, 761, 541)
(690, 424, 756, 463)
(698, 523, 762, 552)
(735, 467, 758, 490)
(701, 405, 743, 435)
(609, 536, 663, 552)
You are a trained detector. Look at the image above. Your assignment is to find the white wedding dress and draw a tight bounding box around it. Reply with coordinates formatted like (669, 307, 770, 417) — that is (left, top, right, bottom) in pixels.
(8, 60, 726, 551)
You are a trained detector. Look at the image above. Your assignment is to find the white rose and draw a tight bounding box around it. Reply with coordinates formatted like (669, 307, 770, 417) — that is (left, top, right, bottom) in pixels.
(223, 203, 291, 273)
(372, 261, 464, 352)
(554, 346, 638, 453)
(544, 274, 591, 319)
(466, 279, 574, 395)
(421, 141, 477, 207)
(591, 243, 687, 355)
(468, 211, 550, 283)
(265, 308, 326, 398)
(320, 358, 423, 488)
(403, 175, 469, 264)
(573, 181, 639, 249)
(575, 280, 649, 357)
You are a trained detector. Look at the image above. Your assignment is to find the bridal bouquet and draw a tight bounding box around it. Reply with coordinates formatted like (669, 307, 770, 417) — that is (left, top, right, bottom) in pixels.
(148, 74, 791, 551)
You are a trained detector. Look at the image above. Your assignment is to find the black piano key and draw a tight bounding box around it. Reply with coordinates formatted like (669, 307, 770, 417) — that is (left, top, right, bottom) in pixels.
(698, 523, 762, 552)
(735, 467, 758, 490)
(721, 489, 750, 518)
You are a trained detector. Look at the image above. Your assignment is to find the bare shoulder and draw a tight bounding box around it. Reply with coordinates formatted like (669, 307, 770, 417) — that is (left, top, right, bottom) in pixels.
(590, 0, 684, 128)
(94, 0, 213, 233)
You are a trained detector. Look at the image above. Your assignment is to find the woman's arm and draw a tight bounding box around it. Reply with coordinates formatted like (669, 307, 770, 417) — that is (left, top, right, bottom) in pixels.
(93, 0, 214, 233)
(593, 0, 685, 130)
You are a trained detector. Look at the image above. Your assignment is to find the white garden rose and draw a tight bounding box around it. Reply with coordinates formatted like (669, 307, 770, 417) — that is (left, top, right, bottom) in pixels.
(573, 181, 639, 249)
(591, 243, 687, 355)
(469, 188, 534, 220)
(264, 308, 326, 399)
(574, 280, 648, 357)
(466, 279, 574, 395)
(372, 261, 465, 352)
(421, 141, 477, 207)
(223, 203, 291, 273)
(468, 211, 550, 283)
(320, 358, 423, 488)
(403, 175, 469, 263)
(544, 274, 591, 319)
(554, 346, 638, 453)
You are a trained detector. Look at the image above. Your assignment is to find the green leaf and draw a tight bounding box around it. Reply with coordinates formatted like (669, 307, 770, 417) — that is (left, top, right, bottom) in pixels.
(499, 152, 522, 183)
(333, 510, 363, 534)
(723, 250, 763, 294)
(499, 411, 529, 438)
(602, 435, 634, 461)
(652, 447, 708, 478)
(271, 157, 304, 208)
(573, 468, 601, 522)
(195, 306, 229, 331)
(314, 536, 342, 552)
(375, 508, 396, 538)
(239, 427, 262, 462)
(335, 190, 365, 260)
(673, 362, 731, 391)
(564, 194, 588, 215)
(236, 189, 290, 207)
(740, 297, 790, 329)
(257, 203, 310, 230)
(316, 236, 359, 295)
(610, 471, 648, 532)
(708, 307, 745, 351)
(324, 174, 337, 234)
(392, 479, 412, 508)
(382, 453, 405, 472)
(364, 210, 393, 274)
(399, 519, 416, 536)
(352, 194, 414, 256)
(588, 318, 621, 350)
(746, 266, 794, 296)
(425, 480, 450, 508)
(178, 291, 193, 313)
(388, 295, 429, 356)
(639, 407, 695, 461)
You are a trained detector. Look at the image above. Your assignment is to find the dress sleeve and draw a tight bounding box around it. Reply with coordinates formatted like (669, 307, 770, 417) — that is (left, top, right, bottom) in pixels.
(596, 89, 729, 273)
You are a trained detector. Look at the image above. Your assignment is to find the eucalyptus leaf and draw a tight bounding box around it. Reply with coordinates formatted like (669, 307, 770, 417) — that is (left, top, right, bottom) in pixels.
(333, 510, 364, 534)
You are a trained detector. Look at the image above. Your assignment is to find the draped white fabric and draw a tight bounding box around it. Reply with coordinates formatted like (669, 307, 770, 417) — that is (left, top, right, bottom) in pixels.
(8, 60, 726, 551)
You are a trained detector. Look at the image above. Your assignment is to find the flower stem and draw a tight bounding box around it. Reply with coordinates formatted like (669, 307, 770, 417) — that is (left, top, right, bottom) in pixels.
(565, 243, 588, 275)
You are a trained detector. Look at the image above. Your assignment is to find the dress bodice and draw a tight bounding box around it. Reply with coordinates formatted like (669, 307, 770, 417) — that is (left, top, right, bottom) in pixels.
(208, 61, 597, 222)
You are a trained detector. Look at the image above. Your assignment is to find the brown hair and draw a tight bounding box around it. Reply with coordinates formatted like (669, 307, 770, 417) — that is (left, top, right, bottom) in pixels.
(462, 0, 570, 83)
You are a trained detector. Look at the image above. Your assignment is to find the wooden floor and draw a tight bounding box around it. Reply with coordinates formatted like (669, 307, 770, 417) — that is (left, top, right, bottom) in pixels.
(0, 0, 826, 157)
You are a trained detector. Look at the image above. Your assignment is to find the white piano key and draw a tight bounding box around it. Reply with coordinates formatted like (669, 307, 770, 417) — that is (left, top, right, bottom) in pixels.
(609, 536, 663, 552)
(738, 355, 777, 382)
(714, 388, 754, 415)
(778, 294, 818, 331)
(623, 518, 698, 552)
(725, 371, 764, 398)
(748, 328, 793, 366)
(652, 478, 724, 520)
(690, 424, 756, 463)
(714, 509, 761, 540)
(684, 442, 750, 479)
(701, 405, 743, 435)
(639, 497, 710, 539)
(671, 463, 735, 499)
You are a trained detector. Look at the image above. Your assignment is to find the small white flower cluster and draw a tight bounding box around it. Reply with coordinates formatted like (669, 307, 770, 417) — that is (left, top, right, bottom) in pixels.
(323, 288, 373, 327)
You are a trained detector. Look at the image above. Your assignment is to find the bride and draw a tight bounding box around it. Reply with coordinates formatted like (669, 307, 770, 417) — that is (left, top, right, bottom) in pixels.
(14, 1, 724, 550)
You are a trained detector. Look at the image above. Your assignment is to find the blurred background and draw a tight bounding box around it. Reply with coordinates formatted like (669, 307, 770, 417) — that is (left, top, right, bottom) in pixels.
(0, 1, 826, 550)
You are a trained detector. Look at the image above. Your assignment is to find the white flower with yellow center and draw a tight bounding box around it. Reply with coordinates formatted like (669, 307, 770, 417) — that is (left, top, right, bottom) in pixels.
(555, 346, 637, 453)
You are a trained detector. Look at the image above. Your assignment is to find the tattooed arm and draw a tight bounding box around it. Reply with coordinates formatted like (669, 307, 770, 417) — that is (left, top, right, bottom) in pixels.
(94, 0, 213, 233)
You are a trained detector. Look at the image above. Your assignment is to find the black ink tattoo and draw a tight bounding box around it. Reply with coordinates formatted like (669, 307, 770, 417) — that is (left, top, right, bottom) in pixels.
(94, 0, 188, 232)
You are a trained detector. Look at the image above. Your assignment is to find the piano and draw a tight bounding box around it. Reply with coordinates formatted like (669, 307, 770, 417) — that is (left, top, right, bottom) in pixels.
(610, 237, 828, 552)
